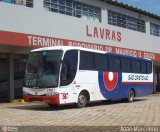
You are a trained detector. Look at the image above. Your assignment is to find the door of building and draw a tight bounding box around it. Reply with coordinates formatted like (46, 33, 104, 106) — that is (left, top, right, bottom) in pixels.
(14, 56, 27, 99)
(0, 54, 28, 101)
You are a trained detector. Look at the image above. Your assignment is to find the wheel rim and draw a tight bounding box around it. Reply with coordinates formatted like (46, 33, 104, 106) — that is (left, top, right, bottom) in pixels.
(129, 91, 134, 101)
(79, 95, 86, 105)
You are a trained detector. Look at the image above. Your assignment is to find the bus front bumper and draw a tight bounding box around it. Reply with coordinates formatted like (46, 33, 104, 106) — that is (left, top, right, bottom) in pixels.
(23, 94, 60, 105)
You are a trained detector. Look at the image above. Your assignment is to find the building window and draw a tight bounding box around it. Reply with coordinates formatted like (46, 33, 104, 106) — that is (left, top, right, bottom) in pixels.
(0, 0, 33, 7)
(108, 10, 146, 33)
(150, 23, 160, 37)
(43, 0, 101, 22)
(0, 0, 15, 3)
(26, 0, 33, 7)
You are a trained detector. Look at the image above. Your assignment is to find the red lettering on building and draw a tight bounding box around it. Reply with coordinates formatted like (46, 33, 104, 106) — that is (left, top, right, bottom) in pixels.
(93, 27, 99, 38)
(100, 28, 105, 39)
(112, 31, 116, 41)
(117, 32, 122, 42)
(86, 25, 92, 37)
(86, 25, 122, 42)
(0, 30, 159, 61)
(106, 29, 110, 40)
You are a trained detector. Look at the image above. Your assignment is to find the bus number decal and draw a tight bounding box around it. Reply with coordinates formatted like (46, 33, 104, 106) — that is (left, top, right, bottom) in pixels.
(62, 93, 68, 100)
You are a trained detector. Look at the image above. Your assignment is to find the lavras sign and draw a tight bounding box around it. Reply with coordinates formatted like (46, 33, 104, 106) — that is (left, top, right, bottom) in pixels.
(86, 25, 122, 42)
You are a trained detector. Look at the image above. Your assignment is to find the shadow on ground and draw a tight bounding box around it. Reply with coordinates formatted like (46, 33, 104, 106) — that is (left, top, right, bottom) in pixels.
(8, 98, 147, 111)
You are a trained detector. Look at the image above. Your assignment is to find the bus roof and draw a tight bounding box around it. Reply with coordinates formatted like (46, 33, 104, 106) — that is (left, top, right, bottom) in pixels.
(31, 46, 151, 61)
(31, 46, 106, 54)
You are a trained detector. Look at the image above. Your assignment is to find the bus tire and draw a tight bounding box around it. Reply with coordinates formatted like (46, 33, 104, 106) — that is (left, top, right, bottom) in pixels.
(128, 89, 135, 103)
(77, 91, 88, 108)
(48, 104, 58, 108)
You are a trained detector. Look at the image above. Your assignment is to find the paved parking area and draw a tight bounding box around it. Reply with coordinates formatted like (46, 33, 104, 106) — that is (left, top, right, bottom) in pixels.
(0, 95, 160, 131)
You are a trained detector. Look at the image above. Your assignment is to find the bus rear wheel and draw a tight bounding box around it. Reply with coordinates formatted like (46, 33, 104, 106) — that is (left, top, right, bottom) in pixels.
(77, 92, 88, 108)
(128, 90, 135, 103)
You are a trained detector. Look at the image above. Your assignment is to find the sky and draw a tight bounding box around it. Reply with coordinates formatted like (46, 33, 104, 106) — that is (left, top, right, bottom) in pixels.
(117, 0, 160, 16)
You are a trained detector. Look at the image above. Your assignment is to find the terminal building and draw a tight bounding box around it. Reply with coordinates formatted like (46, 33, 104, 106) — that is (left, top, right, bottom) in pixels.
(0, 0, 160, 101)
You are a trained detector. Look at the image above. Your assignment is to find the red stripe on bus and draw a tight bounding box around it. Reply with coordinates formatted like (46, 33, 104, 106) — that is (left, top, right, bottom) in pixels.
(122, 82, 153, 84)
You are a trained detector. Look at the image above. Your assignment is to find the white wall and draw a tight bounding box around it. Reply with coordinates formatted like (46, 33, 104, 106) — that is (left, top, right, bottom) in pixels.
(0, 0, 160, 54)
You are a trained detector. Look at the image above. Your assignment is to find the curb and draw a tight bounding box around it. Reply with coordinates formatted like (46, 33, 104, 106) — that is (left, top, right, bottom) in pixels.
(153, 92, 160, 94)
(10, 99, 25, 103)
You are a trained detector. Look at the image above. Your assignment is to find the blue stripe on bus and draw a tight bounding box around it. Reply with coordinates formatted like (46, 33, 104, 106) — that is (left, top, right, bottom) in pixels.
(98, 71, 153, 100)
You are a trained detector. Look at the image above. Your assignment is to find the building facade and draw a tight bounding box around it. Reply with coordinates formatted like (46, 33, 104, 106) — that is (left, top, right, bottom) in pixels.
(0, 0, 160, 101)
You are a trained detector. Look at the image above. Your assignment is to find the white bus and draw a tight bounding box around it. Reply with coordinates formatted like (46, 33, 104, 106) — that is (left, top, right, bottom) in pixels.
(23, 46, 153, 108)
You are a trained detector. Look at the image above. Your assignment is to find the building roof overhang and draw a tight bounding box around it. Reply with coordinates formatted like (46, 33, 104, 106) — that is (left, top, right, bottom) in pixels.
(99, 0, 160, 21)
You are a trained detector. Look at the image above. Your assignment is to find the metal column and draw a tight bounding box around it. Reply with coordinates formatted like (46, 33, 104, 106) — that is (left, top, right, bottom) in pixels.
(8, 53, 14, 100)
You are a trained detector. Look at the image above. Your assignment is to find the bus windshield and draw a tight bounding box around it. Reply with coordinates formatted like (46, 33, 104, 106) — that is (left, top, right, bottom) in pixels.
(24, 50, 63, 88)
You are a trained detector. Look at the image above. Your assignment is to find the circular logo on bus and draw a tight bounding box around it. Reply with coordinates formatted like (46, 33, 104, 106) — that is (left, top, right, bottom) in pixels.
(98, 71, 122, 99)
(103, 72, 118, 91)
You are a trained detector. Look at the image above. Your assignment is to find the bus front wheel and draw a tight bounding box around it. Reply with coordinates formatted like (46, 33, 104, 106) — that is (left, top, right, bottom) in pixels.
(128, 89, 135, 103)
(77, 92, 88, 108)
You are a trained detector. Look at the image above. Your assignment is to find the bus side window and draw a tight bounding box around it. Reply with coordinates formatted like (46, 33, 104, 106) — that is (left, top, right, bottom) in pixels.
(60, 50, 78, 86)
(121, 58, 131, 73)
(131, 59, 141, 73)
(141, 61, 147, 74)
(94, 53, 108, 71)
(79, 51, 94, 70)
(146, 61, 152, 74)
(108, 55, 121, 71)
